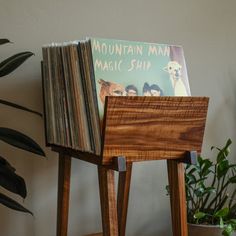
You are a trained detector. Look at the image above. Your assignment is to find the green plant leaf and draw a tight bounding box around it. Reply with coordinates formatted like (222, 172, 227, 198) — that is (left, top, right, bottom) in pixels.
(186, 173, 197, 184)
(217, 160, 229, 179)
(195, 187, 205, 197)
(195, 177, 207, 184)
(186, 140, 236, 226)
(194, 211, 206, 220)
(222, 224, 233, 236)
(214, 207, 229, 218)
(215, 139, 232, 163)
(202, 159, 213, 176)
(186, 168, 196, 176)
(0, 161, 27, 198)
(0, 39, 12, 45)
(0, 192, 32, 215)
(225, 138, 232, 149)
(0, 51, 34, 77)
(203, 187, 216, 195)
(0, 155, 15, 172)
(197, 156, 203, 167)
(0, 98, 42, 117)
(0, 127, 45, 156)
(229, 219, 236, 225)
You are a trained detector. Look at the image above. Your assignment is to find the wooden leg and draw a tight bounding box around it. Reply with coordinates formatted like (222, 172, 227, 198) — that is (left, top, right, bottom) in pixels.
(57, 153, 72, 236)
(167, 160, 188, 236)
(98, 166, 119, 236)
(117, 163, 132, 236)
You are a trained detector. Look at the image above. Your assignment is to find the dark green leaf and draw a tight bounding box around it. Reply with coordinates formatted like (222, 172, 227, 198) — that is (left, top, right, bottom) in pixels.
(0, 51, 34, 77)
(194, 187, 205, 197)
(0, 39, 12, 45)
(222, 224, 233, 236)
(217, 150, 226, 163)
(185, 164, 191, 170)
(190, 165, 201, 172)
(203, 187, 216, 195)
(0, 99, 42, 117)
(197, 156, 203, 167)
(214, 207, 229, 218)
(211, 145, 221, 151)
(194, 211, 206, 220)
(229, 219, 236, 225)
(0, 127, 45, 156)
(0, 192, 32, 215)
(0, 163, 27, 198)
(215, 139, 232, 163)
(225, 139, 232, 149)
(0, 155, 15, 172)
(202, 159, 213, 176)
(0, 52, 30, 69)
(195, 177, 207, 184)
(217, 160, 229, 179)
(186, 168, 196, 176)
(222, 139, 231, 158)
(186, 173, 197, 184)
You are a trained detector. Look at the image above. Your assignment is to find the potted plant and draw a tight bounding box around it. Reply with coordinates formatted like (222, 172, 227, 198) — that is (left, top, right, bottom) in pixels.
(0, 38, 45, 214)
(185, 139, 236, 236)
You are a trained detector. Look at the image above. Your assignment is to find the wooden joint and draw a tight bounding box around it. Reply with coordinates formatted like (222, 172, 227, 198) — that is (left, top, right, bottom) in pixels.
(100, 156, 126, 172)
(179, 151, 198, 165)
(111, 156, 127, 172)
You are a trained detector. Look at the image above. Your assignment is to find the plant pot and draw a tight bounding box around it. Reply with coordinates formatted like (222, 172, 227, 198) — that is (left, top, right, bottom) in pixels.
(188, 223, 236, 236)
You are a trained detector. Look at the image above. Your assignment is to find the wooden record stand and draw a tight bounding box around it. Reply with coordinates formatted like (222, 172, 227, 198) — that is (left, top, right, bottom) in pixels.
(47, 96, 209, 236)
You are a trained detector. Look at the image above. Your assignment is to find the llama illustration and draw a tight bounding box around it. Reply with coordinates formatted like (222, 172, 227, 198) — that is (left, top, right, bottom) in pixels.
(163, 61, 188, 96)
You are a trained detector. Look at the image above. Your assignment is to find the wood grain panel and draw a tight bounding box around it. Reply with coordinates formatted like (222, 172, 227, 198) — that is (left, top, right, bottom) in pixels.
(98, 166, 119, 236)
(57, 153, 71, 236)
(102, 96, 209, 164)
(167, 159, 188, 236)
(117, 163, 133, 236)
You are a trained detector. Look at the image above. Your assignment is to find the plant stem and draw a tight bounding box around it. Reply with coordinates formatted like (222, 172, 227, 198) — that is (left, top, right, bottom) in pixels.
(202, 165, 216, 209)
(229, 188, 236, 208)
(215, 193, 229, 212)
(186, 185, 197, 210)
(217, 174, 226, 210)
(206, 181, 229, 210)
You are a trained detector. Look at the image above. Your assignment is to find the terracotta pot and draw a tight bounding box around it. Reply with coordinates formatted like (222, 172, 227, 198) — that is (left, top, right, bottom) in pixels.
(188, 223, 236, 236)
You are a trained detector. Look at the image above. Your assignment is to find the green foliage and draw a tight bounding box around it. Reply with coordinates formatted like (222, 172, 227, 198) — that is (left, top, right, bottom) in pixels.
(0, 128, 45, 156)
(0, 39, 12, 45)
(0, 51, 34, 77)
(0, 99, 42, 117)
(0, 38, 45, 214)
(185, 139, 236, 236)
(0, 192, 32, 215)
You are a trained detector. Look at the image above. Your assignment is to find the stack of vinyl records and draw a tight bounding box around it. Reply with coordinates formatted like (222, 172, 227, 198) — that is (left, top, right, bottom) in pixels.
(42, 38, 190, 155)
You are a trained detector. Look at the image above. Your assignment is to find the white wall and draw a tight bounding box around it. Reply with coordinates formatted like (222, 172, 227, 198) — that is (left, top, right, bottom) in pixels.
(0, 0, 236, 235)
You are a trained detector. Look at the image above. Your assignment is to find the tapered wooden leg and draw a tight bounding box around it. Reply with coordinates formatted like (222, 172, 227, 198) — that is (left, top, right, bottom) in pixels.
(117, 163, 132, 236)
(98, 166, 119, 236)
(167, 159, 188, 236)
(57, 153, 72, 236)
